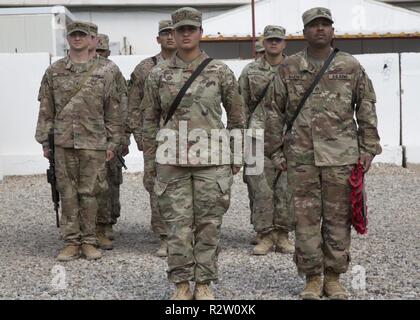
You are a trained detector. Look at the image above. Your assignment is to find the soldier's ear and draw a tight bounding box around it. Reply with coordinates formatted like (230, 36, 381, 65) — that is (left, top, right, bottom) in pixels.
(156, 36, 162, 45)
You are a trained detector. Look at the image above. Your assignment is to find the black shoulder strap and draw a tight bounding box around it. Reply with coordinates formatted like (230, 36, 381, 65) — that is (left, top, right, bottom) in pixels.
(164, 58, 213, 126)
(151, 56, 157, 66)
(250, 79, 272, 115)
(285, 48, 339, 133)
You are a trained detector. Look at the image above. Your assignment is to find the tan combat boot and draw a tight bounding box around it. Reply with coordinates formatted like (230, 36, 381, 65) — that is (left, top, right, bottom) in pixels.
(155, 235, 168, 257)
(81, 244, 102, 261)
(323, 270, 349, 300)
(57, 245, 80, 261)
(97, 224, 113, 250)
(194, 283, 215, 300)
(171, 281, 193, 300)
(105, 224, 114, 240)
(250, 233, 262, 245)
(300, 274, 323, 300)
(275, 230, 294, 254)
(252, 231, 275, 255)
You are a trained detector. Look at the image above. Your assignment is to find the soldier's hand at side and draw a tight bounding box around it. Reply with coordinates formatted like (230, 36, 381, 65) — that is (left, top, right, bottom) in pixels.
(278, 162, 287, 171)
(231, 165, 241, 175)
(274, 158, 287, 172)
(360, 153, 373, 173)
(143, 169, 156, 193)
(43, 147, 50, 159)
(121, 145, 129, 156)
(106, 150, 115, 161)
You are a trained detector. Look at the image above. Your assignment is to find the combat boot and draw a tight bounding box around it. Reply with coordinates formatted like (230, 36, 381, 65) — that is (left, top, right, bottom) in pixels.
(194, 282, 215, 300)
(81, 244, 102, 261)
(252, 231, 275, 255)
(105, 224, 115, 240)
(97, 224, 113, 250)
(171, 281, 193, 300)
(275, 230, 294, 254)
(250, 233, 262, 245)
(155, 235, 168, 257)
(323, 270, 349, 300)
(299, 274, 323, 300)
(57, 245, 80, 261)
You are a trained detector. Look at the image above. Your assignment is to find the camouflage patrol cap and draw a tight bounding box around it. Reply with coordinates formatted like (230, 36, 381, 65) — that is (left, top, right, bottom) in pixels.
(85, 22, 98, 36)
(172, 7, 202, 29)
(255, 40, 265, 53)
(159, 20, 174, 33)
(67, 21, 91, 36)
(302, 7, 334, 26)
(263, 25, 286, 40)
(97, 34, 109, 50)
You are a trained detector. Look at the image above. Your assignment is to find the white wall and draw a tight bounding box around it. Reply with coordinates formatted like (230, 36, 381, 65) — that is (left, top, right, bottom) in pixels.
(0, 53, 50, 180)
(401, 53, 420, 163)
(1, 52, 417, 179)
(355, 53, 402, 164)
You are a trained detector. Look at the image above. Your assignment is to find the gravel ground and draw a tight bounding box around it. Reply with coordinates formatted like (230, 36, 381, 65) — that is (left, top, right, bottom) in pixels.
(0, 163, 418, 300)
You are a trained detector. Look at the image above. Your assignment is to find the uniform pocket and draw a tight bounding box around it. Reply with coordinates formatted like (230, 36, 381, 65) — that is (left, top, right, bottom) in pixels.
(217, 175, 233, 194)
(153, 179, 169, 196)
(94, 169, 108, 195)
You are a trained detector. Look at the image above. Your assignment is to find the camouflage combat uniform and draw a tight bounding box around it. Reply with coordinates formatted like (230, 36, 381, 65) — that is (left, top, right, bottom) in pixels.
(239, 37, 293, 237)
(35, 53, 121, 246)
(250, 46, 381, 276)
(96, 33, 128, 229)
(140, 46, 245, 283)
(128, 52, 167, 237)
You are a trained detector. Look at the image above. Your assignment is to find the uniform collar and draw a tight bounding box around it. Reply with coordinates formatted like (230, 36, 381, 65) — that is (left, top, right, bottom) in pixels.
(298, 49, 316, 73)
(155, 52, 163, 63)
(64, 54, 98, 71)
(169, 50, 209, 70)
(258, 53, 287, 70)
(257, 56, 272, 71)
(299, 48, 335, 73)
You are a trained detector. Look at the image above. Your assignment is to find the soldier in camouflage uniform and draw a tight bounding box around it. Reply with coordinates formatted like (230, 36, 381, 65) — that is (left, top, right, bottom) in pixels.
(95, 33, 129, 249)
(255, 39, 265, 60)
(249, 8, 381, 299)
(86, 22, 99, 59)
(127, 20, 177, 257)
(239, 25, 294, 256)
(140, 7, 245, 300)
(35, 21, 121, 261)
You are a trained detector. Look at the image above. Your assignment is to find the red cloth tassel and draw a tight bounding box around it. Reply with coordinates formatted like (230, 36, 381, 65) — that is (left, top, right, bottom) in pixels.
(348, 160, 368, 235)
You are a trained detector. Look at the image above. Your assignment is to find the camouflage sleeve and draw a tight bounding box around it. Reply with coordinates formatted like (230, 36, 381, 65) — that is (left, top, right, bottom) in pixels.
(115, 70, 129, 145)
(35, 71, 55, 148)
(141, 72, 161, 176)
(262, 73, 287, 167)
(238, 66, 251, 122)
(220, 65, 246, 165)
(220, 65, 246, 131)
(104, 78, 122, 152)
(127, 66, 146, 145)
(354, 67, 382, 157)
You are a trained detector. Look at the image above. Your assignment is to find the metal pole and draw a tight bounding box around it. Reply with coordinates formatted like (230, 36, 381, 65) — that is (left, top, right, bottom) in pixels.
(251, 0, 256, 58)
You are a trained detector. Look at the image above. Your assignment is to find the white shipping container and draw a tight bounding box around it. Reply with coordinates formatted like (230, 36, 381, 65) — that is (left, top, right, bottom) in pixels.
(0, 6, 75, 56)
